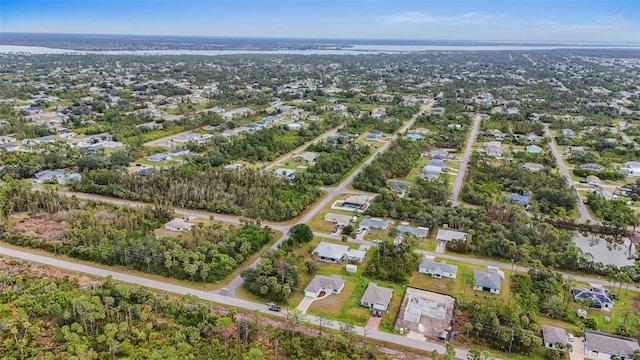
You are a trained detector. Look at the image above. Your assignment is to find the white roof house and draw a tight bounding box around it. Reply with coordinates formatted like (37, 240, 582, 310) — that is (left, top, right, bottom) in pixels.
(622, 161, 640, 177)
(313, 242, 349, 263)
(164, 218, 194, 232)
(273, 168, 297, 179)
(147, 153, 171, 162)
(359, 217, 389, 230)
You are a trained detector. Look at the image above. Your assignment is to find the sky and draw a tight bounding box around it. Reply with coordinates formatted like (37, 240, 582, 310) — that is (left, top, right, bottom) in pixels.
(1, 0, 639, 43)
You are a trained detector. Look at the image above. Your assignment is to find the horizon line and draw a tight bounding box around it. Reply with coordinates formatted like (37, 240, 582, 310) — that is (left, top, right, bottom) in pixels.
(2, 31, 639, 47)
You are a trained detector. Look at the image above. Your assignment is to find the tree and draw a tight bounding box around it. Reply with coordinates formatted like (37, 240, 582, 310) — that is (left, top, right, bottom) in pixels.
(304, 259, 318, 274)
(289, 224, 314, 244)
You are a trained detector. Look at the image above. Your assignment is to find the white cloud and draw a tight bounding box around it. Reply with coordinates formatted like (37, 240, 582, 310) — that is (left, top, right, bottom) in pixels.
(382, 11, 503, 26)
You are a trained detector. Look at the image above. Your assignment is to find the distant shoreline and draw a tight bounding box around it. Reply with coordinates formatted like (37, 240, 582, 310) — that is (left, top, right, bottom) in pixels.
(1, 44, 639, 56)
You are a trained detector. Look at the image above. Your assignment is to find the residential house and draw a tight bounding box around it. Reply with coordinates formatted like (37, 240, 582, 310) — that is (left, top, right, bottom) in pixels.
(304, 275, 345, 298)
(33, 169, 81, 185)
(286, 121, 305, 130)
(341, 195, 371, 210)
(366, 131, 383, 140)
(413, 128, 431, 135)
(296, 151, 318, 164)
(0, 135, 17, 144)
(522, 162, 545, 172)
(273, 168, 297, 180)
(324, 213, 353, 227)
(524, 133, 539, 142)
(406, 133, 425, 141)
(436, 229, 468, 246)
(147, 153, 171, 162)
(388, 180, 410, 193)
(572, 287, 615, 309)
(360, 283, 393, 311)
(418, 259, 458, 278)
(370, 106, 386, 118)
(447, 123, 462, 130)
(487, 129, 505, 140)
(164, 218, 194, 232)
(0, 143, 19, 151)
(432, 107, 445, 114)
(586, 175, 602, 186)
(396, 225, 429, 238)
(312, 242, 365, 263)
(584, 330, 640, 360)
(621, 161, 640, 177)
(473, 268, 502, 294)
(484, 141, 503, 157)
(359, 217, 389, 230)
(137, 121, 159, 130)
(168, 148, 190, 156)
(526, 145, 542, 154)
(562, 129, 577, 138)
(580, 163, 605, 171)
(542, 325, 567, 349)
(224, 164, 243, 170)
(507, 193, 530, 206)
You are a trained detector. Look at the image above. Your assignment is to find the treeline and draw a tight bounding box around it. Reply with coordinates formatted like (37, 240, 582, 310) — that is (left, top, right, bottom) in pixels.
(0, 181, 274, 282)
(459, 298, 542, 355)
(461, 154, 576, 216)
(202, 116, 343, 163)
(365, 236, 420, 283)
(586, 192, 637, 226)
(69, 166, 321, 221)
(353, 138, 428, 192)
(301, 139, 371, 186)
(0, 269, 391, 359)
(342, 115, 403, 134)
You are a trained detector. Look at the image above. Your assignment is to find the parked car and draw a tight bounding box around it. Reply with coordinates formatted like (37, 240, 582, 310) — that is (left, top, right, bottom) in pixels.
(268, 304, 282, 312)
(567, 333, 574, 342)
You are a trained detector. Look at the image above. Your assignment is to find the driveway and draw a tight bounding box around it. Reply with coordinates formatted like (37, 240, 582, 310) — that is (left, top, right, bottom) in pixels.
(296, 296, 316, 314)
(366, 313, 382, 330)
(569, 336, 585, 360)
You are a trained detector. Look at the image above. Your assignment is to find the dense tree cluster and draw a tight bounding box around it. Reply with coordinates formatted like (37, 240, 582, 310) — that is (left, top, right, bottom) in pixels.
(353, 138, 428, 192)
(586, 192, 637, 226)
(70, 166, 321, 221)
(459, 298, 542, 355)
(0, 182, 273, 283)
(0, 268, 390, 359)
(462, 154, 576, 216)
(241, 250, 299, 302)
(301, 140, 371, 186)
(364, 236, 420, 283)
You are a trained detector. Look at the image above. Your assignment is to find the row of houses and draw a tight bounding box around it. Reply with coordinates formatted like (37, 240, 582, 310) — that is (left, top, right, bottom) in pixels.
(543, 325, 639, 360)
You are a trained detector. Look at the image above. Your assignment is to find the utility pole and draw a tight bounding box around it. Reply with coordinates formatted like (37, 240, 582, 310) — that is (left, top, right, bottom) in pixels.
(508, 328, 514, 357)
(125, 249, 128, 269)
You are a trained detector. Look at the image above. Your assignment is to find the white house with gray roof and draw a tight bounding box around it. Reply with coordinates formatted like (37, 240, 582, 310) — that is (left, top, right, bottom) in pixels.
(359, 217, 389, 230)
(419, 259, 458, 278)
(473, 269, 502, 294)
(360, 282, 393, 311)
(304, 275, 345, 298)
(584, 330, 640, 360)
(542, 325, 567, 349)
(397, 225, 429, 238)
(436, 229, 468, 244)
(312, 242, 365, 263)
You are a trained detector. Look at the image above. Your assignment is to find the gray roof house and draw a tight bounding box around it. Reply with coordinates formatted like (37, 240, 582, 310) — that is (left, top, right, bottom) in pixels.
(312, 242, 365, 263)
(304, 275, 345, 298)
(584, 330, 640, 359)
(360, 283, 393, 311)
(397, 225, 429, 238)
(359, 217, 389, 230)
(147, 153, 171, 162)
(273, 168, 297, 180)
(526, 145, 542, 154)
(542, 325, 567, 349)
(473, 269, 502, 294)
(436, 229, 468, 244)
(418, 259, 458, 278)
(580, 163, 604, 171)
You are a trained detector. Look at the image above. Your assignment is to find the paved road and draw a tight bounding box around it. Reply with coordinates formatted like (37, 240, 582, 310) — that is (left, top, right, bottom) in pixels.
(221, 101, 434, 295)
(0, 245, 480, 359)
(450, 114, 483, 205)
(545, 126, 593, 223)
